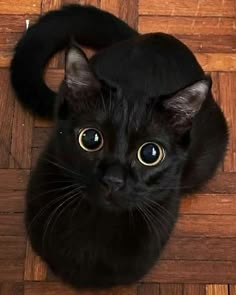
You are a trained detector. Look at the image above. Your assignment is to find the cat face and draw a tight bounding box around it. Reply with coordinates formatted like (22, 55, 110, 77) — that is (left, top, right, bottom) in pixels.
(53, 45, 210, 212)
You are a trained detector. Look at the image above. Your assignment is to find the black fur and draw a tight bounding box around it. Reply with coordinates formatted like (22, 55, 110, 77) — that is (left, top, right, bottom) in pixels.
(10, 4, 138, 118)
(11, 5, 228, 290)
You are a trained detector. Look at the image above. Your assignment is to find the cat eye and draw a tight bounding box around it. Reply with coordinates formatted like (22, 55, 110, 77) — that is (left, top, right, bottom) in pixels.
(137, 142, 165, 166)
(78, 128, 103, 152)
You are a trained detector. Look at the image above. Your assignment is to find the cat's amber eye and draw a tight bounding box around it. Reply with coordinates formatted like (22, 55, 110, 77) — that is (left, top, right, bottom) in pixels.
(78, 128, 103, 152)
(137, 142, 165, 166)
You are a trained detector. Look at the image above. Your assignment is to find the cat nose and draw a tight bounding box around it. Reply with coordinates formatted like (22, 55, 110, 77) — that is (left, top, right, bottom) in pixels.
(102, 165, 125, 192)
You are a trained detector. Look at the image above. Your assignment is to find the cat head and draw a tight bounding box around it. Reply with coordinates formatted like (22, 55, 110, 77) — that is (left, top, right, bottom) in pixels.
(53, 36, 211, 212)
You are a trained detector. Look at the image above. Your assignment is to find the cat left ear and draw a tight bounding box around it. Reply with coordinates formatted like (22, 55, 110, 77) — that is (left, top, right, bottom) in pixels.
(57, 46, 100, 119)
(162, 78, 211, 134)
(65, 46, 100, 92)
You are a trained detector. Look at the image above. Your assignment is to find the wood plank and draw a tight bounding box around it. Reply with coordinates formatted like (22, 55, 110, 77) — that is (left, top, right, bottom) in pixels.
(100, 0, 138, 28)
(0, 190, 25, 212)
(157, 35, 236, 54)
(139, 0, 235, 17)
(24, 283, 78, 295)
(196, 53, 236, 72)
(206, 285, 228, 295)
(209, 71, 225, 167)
(34, 118, 53, 128)
(180, 194, 236, 215)
(0, 214, 24, 236)
(174, 214, 236, 238)
(32, 128, 52, 147)
(219, 73, 236, 172)
(45, 268, 58, 281)
(0, 32, 20, 53)
(144, 260, 236, 283)
(211, 72, 220, 104)
(0, 283, 23, 295)
(100, 0, 121, 16)
(0, 260, 24, 281)
(0, 15, 38, 33)
(0, 0, 41, 14)
(209, 72, 226, 167)
(0, 34, 20, 67)
(118, 0, 138, 29)
(31, 147, 43, 168)
(211, 73, 223, 169)
(200, 173, 236, 194)
(177, 35, 236, 54)
(41, 0, 62, 13)
(184, 284, 206, 295)
(0, 169, 29, 190)
(0, 52, 11, 67)
(41, 1, 62, 68)
(0, 70, 15, 168)
(24, 241, 47, 281)
(139, 16, 236, 35)
(0, 236, 25, 260)
(63, 0, 100, 6)
(161, 237, 236, 261)
(138, 284, 160, 295)
(35, 68, 63, 124)
(24, 282, 137, 295)
(45, 69, 64, 92)
(9, 96, 33, 169)
(159, 284, 183, 295)
(229, 285, 236, 295)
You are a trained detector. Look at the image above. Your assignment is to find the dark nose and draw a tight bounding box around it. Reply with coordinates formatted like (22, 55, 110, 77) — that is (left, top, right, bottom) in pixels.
(102, 165, 125, 192)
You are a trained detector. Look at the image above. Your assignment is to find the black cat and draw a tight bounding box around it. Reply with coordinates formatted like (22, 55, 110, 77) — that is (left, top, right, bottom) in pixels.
(10, 4, 228, 289)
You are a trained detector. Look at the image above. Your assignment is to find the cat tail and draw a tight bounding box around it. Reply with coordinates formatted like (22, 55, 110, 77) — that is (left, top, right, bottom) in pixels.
(10, 4, 138, 118)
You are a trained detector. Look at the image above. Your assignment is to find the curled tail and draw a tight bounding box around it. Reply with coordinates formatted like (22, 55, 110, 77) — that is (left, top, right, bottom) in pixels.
(10, 4, 138, 118)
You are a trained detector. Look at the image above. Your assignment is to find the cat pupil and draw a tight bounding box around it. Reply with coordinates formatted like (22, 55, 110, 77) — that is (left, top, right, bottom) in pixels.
(141, 144, 159, 163)
(138, 142, 164, 166)
(79, 128, 103, 151)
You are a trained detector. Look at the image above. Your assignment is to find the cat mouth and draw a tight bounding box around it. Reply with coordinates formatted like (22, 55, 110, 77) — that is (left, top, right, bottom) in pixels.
(97, 190, 125, 211)
(103, 192, 119, 207)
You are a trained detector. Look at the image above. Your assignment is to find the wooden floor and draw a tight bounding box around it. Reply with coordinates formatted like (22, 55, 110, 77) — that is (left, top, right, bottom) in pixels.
(0, 0, 236, 294)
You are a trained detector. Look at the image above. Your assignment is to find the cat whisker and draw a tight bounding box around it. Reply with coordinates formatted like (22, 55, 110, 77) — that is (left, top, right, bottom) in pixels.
(144, 209, 162, 251)
(136, 204, 160, 241)
(48, 191, 84, 240)
(27, 193, 71, 233)
(147, 206, 175, 235)
(71, 194, 86, 219)
(136, 205, 152, 235)
(29, 183, 82, 202)
(140, 205, 162, 250)
(154, 186, 189, 190)
(128, 207, 135, 230)
(43, 152, 85, 178)
(27, 185, 85, 231)
(143, 196, 177, 222)
(141, 201, 172, 241)
(42, 187, 84, 251)
(33, 179, 76, 189)
(100, 92, 107, 113)
(42, 157, 81, 178)
(109, 88, 113, 114)
(141, 198, 175, 229)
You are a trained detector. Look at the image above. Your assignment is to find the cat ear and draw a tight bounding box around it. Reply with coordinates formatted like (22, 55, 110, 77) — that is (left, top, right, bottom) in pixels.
(162, 78, 211, 134)
(65, 46, 100, 92)
(57, 46, 100, 119)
